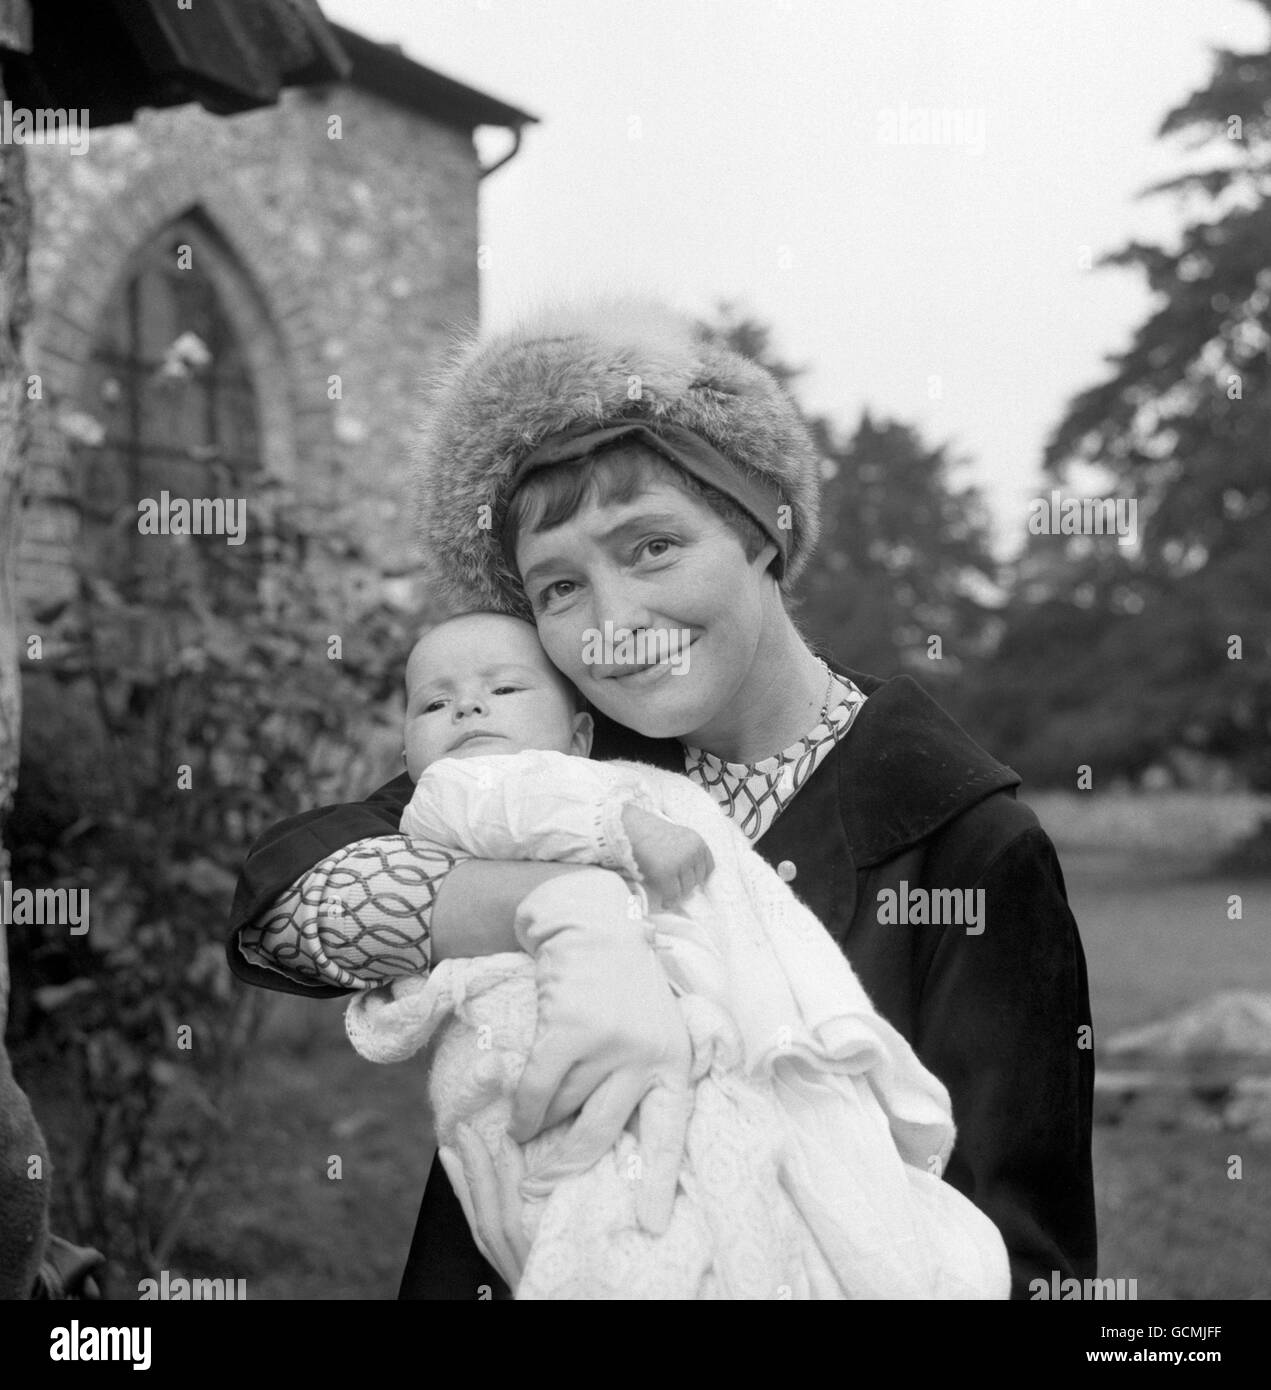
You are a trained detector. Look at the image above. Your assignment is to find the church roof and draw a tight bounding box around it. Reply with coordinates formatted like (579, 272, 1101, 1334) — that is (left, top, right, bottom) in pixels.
(2, 2, 535, 133)
(331, 23, 536, 132)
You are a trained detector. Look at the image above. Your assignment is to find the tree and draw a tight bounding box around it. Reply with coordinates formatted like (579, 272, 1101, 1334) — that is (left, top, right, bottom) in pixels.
(992, 0, 1271, 788)
(0, 37, 51, 1301)
(800, 410, 1000, 694)
(698, 304, 1001, 713)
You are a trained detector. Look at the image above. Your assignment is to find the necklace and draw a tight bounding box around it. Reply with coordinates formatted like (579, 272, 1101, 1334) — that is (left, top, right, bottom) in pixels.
(817, 657, 839, 723)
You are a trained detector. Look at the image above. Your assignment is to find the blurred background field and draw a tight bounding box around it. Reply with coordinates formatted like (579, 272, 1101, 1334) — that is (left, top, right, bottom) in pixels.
(1016, 792, 1271, 1300)
(1028, 791, 1271, 864)
(1033, 792, 1271, 1032)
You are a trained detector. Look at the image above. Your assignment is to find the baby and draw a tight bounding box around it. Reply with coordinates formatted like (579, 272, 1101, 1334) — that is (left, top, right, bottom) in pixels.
(345, 611, 1011, 1299)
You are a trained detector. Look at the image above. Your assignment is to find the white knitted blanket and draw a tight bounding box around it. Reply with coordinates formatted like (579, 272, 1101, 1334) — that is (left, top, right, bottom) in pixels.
(345, 749, 1010, 1299)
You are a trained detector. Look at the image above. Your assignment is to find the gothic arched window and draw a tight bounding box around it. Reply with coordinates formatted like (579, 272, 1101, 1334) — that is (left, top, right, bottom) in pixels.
(79, 211, 271, 616)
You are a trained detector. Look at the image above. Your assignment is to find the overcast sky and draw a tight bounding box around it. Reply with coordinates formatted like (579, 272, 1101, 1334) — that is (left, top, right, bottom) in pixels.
(322, 0, 1268, 556)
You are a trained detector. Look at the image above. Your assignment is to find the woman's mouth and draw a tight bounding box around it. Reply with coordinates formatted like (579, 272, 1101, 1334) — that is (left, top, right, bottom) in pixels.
(605, 636, 696, 686)
(609, 661, 673, 686)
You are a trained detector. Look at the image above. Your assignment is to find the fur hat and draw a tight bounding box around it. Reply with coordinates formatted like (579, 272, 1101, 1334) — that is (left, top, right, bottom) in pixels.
(411, 297, 823, 619)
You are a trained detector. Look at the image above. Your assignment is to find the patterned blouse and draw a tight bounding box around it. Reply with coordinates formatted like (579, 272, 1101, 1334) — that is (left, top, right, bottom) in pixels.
(682, 675, 866, 843)
(237, 675, 867, 990)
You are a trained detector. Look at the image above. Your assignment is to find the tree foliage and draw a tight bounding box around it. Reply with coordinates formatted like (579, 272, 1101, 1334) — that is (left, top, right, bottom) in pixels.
(4, 470, 421, 1284)
(981, 1, 1271, 787)
(698, 303, 1001, 711)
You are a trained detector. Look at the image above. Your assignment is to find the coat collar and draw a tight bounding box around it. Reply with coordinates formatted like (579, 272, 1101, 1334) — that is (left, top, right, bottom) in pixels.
(589, 663, 1020, 869)
(824, 664, 1020, 866)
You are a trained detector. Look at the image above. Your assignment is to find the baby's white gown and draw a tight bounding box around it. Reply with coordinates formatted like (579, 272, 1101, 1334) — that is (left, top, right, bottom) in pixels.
(345, 749, 1010, 1300)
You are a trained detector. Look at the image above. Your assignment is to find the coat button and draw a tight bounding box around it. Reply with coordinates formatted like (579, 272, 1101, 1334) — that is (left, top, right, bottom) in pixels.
(777, 860, 797, 882)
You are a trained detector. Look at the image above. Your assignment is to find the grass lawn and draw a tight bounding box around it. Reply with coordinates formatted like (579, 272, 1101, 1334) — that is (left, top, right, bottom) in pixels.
(1094, 1102, 1271, 1300)
(1040, 797, 1271, 1300)
(1060, 852, 1271, 1038)
(169, 1006, 434, 1300)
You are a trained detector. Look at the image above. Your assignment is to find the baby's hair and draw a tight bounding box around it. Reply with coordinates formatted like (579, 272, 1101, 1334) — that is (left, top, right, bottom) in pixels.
(413, 609, 589, 715)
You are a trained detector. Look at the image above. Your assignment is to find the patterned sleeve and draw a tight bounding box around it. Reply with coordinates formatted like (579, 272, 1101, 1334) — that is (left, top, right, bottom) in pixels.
(236, 836, 463, 990)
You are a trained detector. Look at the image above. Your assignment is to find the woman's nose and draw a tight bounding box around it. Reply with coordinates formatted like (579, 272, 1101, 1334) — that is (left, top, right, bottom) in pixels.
(589, 576, 655, 644)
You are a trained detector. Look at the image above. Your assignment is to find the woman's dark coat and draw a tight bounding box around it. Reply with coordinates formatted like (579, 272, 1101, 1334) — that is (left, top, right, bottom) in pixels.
(226, 666, 1097, 1300)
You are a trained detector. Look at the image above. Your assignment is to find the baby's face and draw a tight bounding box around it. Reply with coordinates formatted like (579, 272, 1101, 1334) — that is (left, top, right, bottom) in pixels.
(404, 613, 592, 779)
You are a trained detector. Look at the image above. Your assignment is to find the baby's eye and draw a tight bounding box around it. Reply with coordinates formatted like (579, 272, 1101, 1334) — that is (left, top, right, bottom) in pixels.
(423, 699, 447, 714)
(492, 685, 520, 696)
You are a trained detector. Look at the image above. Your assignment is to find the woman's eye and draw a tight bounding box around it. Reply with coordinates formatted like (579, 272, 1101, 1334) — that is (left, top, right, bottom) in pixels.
(640, 537, 675, 561)
(538, 579, 576, 607)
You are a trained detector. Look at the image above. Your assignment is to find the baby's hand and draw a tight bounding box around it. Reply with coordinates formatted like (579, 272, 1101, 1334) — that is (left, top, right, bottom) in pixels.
(620, 804, 715, 910)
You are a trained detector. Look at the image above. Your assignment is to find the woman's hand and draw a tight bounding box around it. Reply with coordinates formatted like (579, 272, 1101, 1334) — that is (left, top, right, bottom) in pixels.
(507, 867, 692, 1234)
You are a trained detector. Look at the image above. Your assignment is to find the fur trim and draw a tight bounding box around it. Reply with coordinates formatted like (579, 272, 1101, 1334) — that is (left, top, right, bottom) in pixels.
(411, 297, 823, 618)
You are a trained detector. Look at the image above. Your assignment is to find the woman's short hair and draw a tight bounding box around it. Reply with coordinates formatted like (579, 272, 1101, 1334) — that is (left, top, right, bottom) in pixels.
(500, 446, 769, 584)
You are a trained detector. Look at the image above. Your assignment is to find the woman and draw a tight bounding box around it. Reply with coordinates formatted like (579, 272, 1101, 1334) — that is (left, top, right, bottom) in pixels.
(226, 299, 1096, 1299)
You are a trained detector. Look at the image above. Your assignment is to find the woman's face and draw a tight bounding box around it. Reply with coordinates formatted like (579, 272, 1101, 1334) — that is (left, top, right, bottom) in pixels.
(514, 453, 779, 741)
